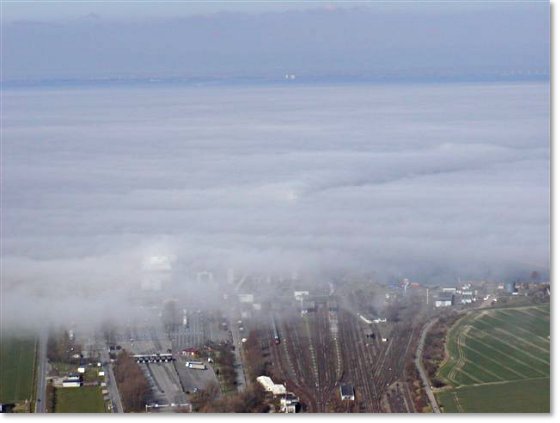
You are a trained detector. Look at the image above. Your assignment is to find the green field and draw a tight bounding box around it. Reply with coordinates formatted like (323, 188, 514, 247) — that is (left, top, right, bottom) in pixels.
(0, 336, 37, 403)
(55, 387, 106, 413)
(436, 304, 550, 413)
(437, 378, 550, 413)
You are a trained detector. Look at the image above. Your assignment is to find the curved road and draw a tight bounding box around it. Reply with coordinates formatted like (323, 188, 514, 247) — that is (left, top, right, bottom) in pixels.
(414, 318, 441, 413)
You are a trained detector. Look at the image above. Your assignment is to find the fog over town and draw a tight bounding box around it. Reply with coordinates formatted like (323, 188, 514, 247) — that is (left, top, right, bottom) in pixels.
(1, 81, 549, 330)
(0, 0, 551, 414)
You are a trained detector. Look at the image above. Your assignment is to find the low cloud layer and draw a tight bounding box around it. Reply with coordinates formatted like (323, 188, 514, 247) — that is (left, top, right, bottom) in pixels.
(1, 81, 549, 329)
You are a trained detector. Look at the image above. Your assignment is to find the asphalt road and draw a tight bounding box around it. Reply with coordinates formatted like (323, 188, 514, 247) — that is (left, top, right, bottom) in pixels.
(147, 362, 187, 405)
(100, 348, 125, 413)
(415, 318, 441, 413)
(229, 317, 247, 391)
(127, 324, 189, 408)
(34, 332, 48, 413)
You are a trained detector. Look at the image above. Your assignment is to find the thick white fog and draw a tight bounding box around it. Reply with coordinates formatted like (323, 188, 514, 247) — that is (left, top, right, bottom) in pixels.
(1, 81, 549, 329)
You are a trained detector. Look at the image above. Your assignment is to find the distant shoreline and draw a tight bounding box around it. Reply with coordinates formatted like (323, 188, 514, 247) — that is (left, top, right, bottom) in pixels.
(1, 73, 550, 91)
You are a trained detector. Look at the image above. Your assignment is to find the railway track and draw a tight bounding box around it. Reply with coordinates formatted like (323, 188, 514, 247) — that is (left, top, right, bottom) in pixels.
(339, 310, 379, 412)
(264, 301, 424, 414)
(268, 321, 317, 412)
(312, 306, 339, 411)
(303, 316, 320, 389)
(265, 308, 343, 412)
(372, 321, 422, 412)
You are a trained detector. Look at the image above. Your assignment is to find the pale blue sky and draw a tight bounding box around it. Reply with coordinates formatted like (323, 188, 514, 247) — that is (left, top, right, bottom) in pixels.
(1, 1, 521, 23)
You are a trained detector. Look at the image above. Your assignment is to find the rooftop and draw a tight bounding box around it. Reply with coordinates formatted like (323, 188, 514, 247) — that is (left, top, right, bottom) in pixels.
(340, 383, 355, 397)
(437, 292, 454, 301)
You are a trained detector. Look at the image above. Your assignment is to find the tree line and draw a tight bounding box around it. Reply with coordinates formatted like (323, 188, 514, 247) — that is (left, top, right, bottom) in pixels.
(113, 350, 150, 412)
(422, 311, 462, 388)
(189, 383, 269, 413)
(46, 328, 81, 364)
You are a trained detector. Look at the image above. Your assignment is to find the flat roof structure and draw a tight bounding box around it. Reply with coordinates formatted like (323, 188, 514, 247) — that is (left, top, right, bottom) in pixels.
(340, 383, 355, 401)
(256, 376, 287, 396)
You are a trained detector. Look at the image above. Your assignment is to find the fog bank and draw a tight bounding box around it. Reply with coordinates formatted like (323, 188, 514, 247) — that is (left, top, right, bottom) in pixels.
(1, 81, 549, 329)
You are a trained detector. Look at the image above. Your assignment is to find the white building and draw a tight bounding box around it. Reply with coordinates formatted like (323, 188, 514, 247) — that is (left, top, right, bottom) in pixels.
(238, 294, 254, 303)
(340, 384, 355, 401)
(256, 376, 286, 396)
(460, 294, 474, 304)
(141, 255, 174, 291)
(435, 292, 454, 308)
(62, 380, 81, 388)
(280, 393, 300, 413)
(62, 375, 82, 388)
(293, 291, 309, 301)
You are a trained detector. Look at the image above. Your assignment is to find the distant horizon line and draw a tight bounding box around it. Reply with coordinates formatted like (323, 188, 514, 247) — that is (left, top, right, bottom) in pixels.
(1, 72, 550, 90)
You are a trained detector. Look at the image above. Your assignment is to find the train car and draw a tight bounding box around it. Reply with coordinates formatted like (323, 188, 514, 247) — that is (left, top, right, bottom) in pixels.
(272, 317, 281, 345)
(182, 309, 188, 327)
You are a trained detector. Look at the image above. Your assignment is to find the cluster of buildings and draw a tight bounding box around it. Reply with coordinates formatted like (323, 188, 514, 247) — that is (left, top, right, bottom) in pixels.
(497, 280, 551, 298)
(233, 281, 337, 320)
(434, 283, 478, 308)
(256, 376, 300, 413)
(55, 362, 106, 388)
(432, 279, 550, 309)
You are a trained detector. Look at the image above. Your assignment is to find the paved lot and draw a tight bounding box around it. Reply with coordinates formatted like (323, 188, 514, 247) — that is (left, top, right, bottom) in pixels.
(171, 311, 205, 351)
(175, 358, 220, 395)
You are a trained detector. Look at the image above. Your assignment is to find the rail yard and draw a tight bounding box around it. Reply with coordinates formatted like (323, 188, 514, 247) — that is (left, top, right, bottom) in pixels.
(260, 295, 425, 413)
(21, 273, 549, 414)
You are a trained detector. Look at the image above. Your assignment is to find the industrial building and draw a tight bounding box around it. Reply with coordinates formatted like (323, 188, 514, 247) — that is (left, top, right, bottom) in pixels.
(256, 376, 287, 396)
(300, 300, 316, 314)
(435, 292, 454, 308)
(181, 347, 199, 357)
(280, 393, 300, 413)
(294, 291, 310, 301)
(459, 293, 475, 304)
(340, 383, 355, 401)
(62, 374, 82, 388)
(327, 300, 338, 312)
(505, 282, 519, 295)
